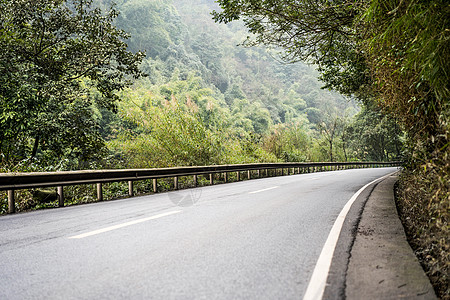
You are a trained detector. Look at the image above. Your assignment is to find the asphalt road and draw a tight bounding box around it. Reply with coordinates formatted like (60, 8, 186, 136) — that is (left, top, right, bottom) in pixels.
(0, 167, 397, 299)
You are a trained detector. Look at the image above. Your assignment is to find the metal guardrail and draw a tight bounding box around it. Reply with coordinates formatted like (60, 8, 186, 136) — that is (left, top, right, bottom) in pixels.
(0, 161, 402, 213)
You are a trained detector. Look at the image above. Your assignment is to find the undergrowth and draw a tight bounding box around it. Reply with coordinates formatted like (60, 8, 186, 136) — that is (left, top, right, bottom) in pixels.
(396, 148, 449, 299)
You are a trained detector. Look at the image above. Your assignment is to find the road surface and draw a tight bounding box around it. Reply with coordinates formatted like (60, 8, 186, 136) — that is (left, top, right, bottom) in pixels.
(0, 167, 397, 299)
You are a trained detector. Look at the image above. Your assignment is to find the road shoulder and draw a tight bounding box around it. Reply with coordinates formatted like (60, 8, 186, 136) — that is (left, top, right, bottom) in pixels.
(323, 173, 437, 299)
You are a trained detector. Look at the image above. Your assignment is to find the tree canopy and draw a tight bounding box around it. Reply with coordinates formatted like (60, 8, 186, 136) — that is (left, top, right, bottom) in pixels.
(212, 0, 371, 98)
(0, 0, 144, 165)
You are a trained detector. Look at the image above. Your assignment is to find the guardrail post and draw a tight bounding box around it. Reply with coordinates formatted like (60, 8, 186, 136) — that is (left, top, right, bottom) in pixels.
(174, 177, 179, 190)
(237, 171, 240, 181)
(7, 190, 15, 214)
(257, 170, 261, 178)
(194, 175, 198, 187)
(57, 186, 64, 207)
(210, 173, 214, 185)
(248, 170, 251, 180)
(153, 179, 157, 193)
(97, 183, 103, 201)
(224, 172, 227, 183)
(128, 181, 134, 196)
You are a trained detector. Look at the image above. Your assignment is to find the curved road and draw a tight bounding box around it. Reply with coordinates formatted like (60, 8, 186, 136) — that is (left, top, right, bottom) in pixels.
(0, 167, 397, 299)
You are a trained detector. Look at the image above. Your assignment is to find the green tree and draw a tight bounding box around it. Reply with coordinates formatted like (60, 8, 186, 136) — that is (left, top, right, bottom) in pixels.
(263, 123, 311, 162)
(212, 0, 369, 98)
(316, 114, 343, 162)
(0, 0, 144, 167)
(346, 107, 402, 161)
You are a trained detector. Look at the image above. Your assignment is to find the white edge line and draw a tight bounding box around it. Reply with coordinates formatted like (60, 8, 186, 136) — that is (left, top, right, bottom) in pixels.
(249, 186, 280, 194)
(302, 172, 396, 300)
(68, 210, 182, 239)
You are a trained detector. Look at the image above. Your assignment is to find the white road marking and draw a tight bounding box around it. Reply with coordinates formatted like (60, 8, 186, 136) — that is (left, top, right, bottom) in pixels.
(68, 210, 182, 239)
(302, 172, 397, 300)
(249, 186, 280, 194)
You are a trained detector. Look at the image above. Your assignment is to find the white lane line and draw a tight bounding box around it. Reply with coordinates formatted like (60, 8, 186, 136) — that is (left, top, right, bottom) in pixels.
(68, 210, 182, 239)
(249, 186, 280, 194)
(302, 172, 396, 300)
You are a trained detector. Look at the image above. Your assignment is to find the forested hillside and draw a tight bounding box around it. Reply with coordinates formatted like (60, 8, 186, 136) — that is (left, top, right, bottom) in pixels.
(1, 2, 401, 211)
(98, 0, 402, 169)
(1, 0, 403, 174)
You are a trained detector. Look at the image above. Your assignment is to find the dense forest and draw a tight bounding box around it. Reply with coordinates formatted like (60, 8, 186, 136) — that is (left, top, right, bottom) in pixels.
(0, 0, 447, 297)
(0, 0, 402, 173)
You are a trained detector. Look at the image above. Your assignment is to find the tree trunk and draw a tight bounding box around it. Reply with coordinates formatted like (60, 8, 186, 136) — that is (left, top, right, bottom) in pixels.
(329, 140, 333, 162)
(31, 136, 39, 158)
(343, 142, 348, 162)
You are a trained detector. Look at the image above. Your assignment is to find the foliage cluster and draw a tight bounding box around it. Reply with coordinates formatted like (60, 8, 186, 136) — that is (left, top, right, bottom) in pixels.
(0, 0, 144, 168)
